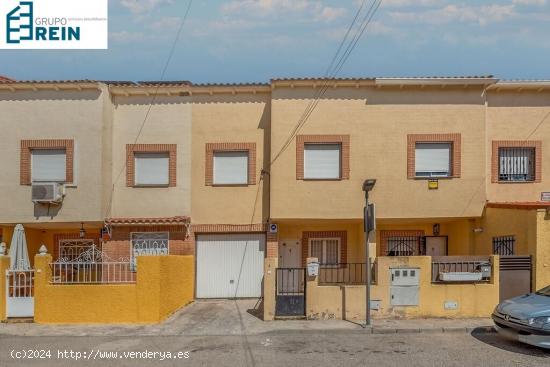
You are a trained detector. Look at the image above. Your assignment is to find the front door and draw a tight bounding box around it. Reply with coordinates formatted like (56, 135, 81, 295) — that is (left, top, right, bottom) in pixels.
(425, 237, 447, 256)
(279, 239, 301, 268)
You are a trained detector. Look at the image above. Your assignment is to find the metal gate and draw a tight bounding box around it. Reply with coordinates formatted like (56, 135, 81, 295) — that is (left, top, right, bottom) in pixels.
(499, 256, 532, 302)
(275, 268, 305, 317)
(5, 269, 35, 318)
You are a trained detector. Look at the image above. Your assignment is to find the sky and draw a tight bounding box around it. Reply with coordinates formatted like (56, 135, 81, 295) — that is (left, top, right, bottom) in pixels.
(2, 0, 550, 83)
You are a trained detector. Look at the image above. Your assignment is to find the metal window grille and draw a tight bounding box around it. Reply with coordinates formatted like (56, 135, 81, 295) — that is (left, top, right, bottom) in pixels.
(498, 147, 535, 182)
(58, 239, 95, 261)
(493, 235, 515, 256)
(386, 236, 422, 256)
(130, 232, 169, 271)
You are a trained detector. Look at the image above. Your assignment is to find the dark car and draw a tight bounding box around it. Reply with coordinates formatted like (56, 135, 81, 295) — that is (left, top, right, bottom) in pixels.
(492, 285, 550, 349)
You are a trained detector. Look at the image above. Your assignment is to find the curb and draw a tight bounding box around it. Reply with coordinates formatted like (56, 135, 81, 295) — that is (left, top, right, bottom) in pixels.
(371, 326, 495, 335)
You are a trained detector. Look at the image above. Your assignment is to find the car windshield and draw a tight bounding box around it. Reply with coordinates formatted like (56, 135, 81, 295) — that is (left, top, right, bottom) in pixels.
(536, 286, 550, 297)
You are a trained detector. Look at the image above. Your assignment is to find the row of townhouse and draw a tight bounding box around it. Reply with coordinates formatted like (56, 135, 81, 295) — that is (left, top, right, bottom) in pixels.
(1, 75, 549, 321)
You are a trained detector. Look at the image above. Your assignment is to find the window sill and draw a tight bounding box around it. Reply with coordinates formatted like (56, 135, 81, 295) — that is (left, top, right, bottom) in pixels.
(301, 178, 343, 181)
(211, 183, 250, 187)
(412, 176, 454, 180)
(132, 184, 170, 188)
(496, 180, 536, 184)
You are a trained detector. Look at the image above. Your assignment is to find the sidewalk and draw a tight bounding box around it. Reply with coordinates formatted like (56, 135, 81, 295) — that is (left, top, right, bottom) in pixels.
(0, 299, 495, 337)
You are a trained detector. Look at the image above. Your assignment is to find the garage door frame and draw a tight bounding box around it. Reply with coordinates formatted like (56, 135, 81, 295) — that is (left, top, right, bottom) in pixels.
(195, 232, 266, 299)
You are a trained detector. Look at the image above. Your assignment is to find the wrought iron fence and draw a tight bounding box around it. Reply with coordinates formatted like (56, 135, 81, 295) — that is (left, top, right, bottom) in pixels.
(431, 256, 491, 283)
(59, 239, 96, 261)
(318, 262, 377, 285)
(386, 236, 423, 256)
(50, 245, 135, 284)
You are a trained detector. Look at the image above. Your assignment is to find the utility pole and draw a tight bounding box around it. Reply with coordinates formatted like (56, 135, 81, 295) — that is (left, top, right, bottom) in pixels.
(362, 179, 376, 327)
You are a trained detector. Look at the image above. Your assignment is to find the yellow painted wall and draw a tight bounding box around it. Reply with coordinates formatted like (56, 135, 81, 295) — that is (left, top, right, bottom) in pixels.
(0, 86, 107, 224)
(306, 256, 499, 320)
(191, 93, 271, 225)
(277, 220, 365, 262)
(270, 86, 487, 220)
(33, 254, 194, 324)
(110, 94, 192, 219)
(473, 208, 535, 256)
(534, 210, 550, 289)
(486, 91, 550, 203)
(0, 256, 9, 321)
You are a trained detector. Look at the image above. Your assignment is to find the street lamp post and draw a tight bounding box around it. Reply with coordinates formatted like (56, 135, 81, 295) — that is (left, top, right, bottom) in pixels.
(362, 179, 376, 327)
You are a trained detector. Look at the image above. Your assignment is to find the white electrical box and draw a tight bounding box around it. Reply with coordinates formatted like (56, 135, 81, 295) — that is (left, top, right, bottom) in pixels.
(307, 262, 319, 277)
(390, 267, 420, 306)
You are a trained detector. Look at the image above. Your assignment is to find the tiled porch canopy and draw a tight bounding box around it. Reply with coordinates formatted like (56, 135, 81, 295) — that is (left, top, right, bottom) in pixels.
(104, 216, 191, 226)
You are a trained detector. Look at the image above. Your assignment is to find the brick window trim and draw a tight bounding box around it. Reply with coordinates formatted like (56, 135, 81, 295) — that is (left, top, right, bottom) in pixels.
(407, 133, 461, 179)
(301, 230, 347, 266)
(491, 140, 542, 183)
(20, 139, 74, 185)
(126, 144, 177, 187)
(296, 135, 350, 180)
(380, 230, 425, 256)
(205, 143, 256, 186)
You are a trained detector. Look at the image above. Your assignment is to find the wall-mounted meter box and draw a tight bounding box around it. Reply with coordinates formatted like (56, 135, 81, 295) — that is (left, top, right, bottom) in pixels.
(307, 261, 319, 277)
(390, 267, 420, 306)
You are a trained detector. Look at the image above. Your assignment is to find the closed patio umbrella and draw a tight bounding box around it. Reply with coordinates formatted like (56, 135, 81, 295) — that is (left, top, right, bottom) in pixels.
(8, 224, 31, 270)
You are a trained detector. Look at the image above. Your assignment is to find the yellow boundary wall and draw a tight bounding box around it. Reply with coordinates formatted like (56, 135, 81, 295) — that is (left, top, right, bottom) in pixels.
(32, 254, 194, 324)
(305, 256, 500, 320)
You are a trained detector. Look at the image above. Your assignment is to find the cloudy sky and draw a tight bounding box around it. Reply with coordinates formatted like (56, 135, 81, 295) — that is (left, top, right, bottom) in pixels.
(2, 0, 550, 82)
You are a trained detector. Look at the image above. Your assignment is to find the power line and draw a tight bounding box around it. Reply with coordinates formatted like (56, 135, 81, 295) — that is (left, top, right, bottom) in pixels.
(104, 0, 194, 220)
(269, 0, 383, 167)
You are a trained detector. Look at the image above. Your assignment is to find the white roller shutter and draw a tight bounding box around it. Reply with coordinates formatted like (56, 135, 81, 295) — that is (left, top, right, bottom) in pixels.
(196, 234, 265, 298)
(415, 143, 451, 177)
(213, 151, 248, 185)
(31, 149, 66, 182)
(135, 152, 169, 185)
(304, 144, 341, 179)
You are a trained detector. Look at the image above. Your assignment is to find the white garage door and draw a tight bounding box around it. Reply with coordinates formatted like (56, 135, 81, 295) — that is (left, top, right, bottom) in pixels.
(196, 233, 265, 298)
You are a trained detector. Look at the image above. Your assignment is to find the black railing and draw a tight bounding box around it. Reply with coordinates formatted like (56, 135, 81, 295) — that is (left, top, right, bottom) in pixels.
(493, 236, 515, 256)
(431, 256, 491, 283)
(318, 262, 377, 285)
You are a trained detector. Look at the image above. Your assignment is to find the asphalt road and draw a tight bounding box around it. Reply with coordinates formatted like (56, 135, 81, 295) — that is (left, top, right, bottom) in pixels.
(1, 331, 549, 367)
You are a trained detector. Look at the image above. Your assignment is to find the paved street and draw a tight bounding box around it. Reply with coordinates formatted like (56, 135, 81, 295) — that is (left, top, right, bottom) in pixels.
(0, 300, 548, 366)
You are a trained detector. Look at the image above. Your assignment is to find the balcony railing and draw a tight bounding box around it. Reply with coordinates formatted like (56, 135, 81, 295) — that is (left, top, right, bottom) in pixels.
(319, 262, 377, 285)
(431, 256, 491, 283)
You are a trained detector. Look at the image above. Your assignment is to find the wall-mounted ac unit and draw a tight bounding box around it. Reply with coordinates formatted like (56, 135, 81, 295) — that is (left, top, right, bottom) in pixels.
(31, 182, 65, 204)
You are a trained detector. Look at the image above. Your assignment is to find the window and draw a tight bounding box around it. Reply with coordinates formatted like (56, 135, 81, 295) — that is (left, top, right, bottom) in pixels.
(498, 147, 535, 182)
(134, 152, 169, 186)
(130, 232, 169, 271)
(213, 151, 249, 185)
(493, 235, 515, 256)
(415, 143, 451, 178)
(386, 236, 423, 256)
(304, 143, 341, 179)
(309, 238, 340, 264)
(31, 149, 67, 182)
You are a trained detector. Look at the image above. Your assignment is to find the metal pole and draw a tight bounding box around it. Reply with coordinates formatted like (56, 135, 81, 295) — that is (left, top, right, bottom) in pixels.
(365, 192, 371, 327)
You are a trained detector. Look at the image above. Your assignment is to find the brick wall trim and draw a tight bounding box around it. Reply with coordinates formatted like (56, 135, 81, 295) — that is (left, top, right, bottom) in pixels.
(491, 140, 542, 183)
(192, 223, 266, 233)
(126, 144, 177, 187)
(407, 133, 461, 179)
(205, 143, 256, 186)
(301, 230, 347, 266)
(296, 135, 350, 180)
(20, 139, 74, 185)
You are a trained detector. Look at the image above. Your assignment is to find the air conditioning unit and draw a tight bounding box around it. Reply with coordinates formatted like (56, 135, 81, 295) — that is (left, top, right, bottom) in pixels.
(31, 182, 65, 204)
